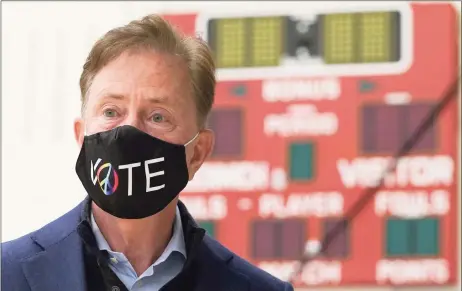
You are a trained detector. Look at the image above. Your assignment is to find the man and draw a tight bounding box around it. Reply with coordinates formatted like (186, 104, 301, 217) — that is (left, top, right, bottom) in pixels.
(1, 14, 294, 291)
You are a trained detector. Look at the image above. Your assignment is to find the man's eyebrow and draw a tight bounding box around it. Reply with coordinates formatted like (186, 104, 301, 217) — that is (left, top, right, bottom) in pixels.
(94, 91, 171, 105)
(146, 94, 170, 104)
(99, 93, 126, 101)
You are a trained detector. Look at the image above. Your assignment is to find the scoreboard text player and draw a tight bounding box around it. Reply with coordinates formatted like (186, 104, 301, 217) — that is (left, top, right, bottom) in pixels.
(162, 2, 460, 288)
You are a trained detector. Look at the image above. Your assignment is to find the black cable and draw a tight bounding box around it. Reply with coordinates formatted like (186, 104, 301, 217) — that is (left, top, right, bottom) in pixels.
(288, 76, 461, 284)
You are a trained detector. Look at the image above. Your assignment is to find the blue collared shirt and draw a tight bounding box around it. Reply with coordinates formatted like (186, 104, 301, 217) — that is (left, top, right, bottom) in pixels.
(90, 207, 187, 291)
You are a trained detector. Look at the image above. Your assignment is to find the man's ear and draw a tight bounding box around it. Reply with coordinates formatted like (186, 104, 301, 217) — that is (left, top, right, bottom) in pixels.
(74, 118, 85, 147)
(187, 129, 214, 181)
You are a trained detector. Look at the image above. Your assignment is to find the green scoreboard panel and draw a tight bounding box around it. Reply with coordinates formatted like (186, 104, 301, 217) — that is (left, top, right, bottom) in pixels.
(206, 11, 401, 68)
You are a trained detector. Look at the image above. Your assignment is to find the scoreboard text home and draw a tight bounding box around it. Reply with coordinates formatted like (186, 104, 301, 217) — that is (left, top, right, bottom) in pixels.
(163, 2, 460, 288)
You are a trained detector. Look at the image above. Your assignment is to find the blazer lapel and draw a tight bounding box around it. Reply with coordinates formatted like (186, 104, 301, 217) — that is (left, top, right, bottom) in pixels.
(177, 202, 250, 291)
(194, 264, 249, 291)
(21, 230, 86, 291)
(21, 201, 87, 291)
(193, 237, 250, 291)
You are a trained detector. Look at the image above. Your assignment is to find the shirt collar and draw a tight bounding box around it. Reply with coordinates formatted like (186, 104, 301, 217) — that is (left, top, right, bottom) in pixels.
(90, 206, 187, 263)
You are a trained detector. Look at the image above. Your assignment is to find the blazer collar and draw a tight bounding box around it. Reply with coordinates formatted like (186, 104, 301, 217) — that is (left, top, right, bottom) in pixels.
(21, 198, 249, 291)
(176, 201, 249, 291)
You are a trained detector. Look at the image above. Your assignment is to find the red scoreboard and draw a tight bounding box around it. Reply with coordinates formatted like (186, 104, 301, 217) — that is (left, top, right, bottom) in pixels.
(165, 2, 460, 288)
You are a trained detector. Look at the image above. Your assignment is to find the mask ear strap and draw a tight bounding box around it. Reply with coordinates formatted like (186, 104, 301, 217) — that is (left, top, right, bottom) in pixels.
(84, 124, 89, 136)
(184, 132, 200, 147)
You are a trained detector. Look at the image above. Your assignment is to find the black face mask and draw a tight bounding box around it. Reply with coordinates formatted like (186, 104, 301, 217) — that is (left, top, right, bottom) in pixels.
(75, 125, 197, 219)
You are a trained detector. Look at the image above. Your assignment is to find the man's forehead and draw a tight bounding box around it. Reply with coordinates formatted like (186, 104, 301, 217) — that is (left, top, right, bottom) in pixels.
(95, 50, 188, 82)
(88, 53, 190, 100)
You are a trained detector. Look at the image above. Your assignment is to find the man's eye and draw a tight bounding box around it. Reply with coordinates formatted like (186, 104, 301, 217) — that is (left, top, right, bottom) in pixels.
(103, 109, 117, 118)
(151, 113, 165, 123)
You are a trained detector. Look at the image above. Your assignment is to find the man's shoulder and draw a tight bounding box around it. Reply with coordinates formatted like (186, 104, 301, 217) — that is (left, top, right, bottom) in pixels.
(2, 201, 83, 264)
(2, 232, 41, 263)
(1, 202, 85, 291)
(227, 252, 294, 291)
(201, 235, 294, 291)
(1, 231, 44, 290)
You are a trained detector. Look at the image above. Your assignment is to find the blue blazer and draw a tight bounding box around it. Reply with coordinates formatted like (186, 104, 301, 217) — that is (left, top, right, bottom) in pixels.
(2, 200, 294, 291)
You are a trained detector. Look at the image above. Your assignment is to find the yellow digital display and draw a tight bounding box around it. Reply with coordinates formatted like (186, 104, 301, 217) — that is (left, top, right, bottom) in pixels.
(211, 16, 284, 68)
(322, 11, 399, 64)
(323, 13, 356, 64)
(216, 18, 247, 68)
(251, 17, 283, 66)
(359, 12, 392, 63)
(209, 11, 399, 68)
